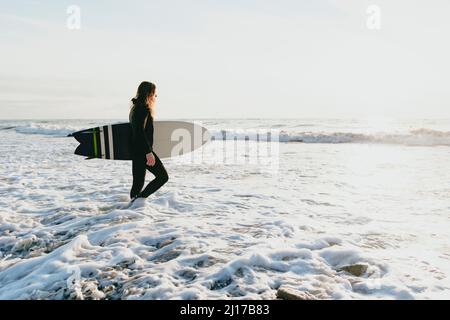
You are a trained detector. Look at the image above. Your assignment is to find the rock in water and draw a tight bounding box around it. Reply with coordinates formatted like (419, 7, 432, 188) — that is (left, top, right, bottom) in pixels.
(276, 286, 317, 300)
(338, 264, 368, 277)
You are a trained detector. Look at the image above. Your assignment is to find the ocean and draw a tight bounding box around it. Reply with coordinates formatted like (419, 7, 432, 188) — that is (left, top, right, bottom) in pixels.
(0, 118, 449, 299)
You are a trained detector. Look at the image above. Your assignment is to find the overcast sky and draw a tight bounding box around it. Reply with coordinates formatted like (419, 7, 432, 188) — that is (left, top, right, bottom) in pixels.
(0, 0, 449, 119)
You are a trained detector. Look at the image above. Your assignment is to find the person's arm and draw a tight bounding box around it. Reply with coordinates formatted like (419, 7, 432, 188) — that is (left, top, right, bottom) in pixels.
(142, 109, 153, 154)
(142, 109, 156, 166)
(132, 107, 152, 154)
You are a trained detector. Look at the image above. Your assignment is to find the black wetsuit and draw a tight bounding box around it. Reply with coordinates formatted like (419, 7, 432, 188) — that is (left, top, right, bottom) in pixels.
(129, 104, 168, 199)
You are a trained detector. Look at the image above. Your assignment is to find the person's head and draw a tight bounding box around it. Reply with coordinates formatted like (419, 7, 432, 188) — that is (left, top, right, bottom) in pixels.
(131, 81, 157, 117)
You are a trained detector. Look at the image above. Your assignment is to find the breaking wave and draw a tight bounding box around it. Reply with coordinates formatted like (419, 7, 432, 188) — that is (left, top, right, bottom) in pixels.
(210, 128, 450, 146)
(3, 122, 450, 146)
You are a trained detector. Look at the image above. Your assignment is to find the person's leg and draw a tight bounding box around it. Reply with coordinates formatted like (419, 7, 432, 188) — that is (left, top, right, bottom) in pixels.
(130, 154, 147, 199)
(139, 153, 169, 198)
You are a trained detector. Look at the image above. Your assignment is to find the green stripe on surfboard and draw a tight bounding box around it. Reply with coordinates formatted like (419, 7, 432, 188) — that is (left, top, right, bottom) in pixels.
(93, 128, 98, 158)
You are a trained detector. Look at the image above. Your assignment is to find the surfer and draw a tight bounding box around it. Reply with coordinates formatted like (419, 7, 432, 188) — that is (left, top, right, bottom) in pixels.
(129, 81, 169, 201)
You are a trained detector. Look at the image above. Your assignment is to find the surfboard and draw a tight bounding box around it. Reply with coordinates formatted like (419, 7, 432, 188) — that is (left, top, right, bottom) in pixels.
(68, 121, 211, 160)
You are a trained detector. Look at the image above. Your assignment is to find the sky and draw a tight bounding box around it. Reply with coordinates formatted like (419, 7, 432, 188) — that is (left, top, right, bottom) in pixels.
(0, 0, 449, 119)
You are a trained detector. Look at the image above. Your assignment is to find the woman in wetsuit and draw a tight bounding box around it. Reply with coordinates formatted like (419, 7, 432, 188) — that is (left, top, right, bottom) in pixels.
(129, 81, 169, 201)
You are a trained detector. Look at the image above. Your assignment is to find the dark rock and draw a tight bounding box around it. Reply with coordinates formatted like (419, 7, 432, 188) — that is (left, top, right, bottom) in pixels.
(276, 286, 317, 300)
(338, 264, 368, 277)
(156, 238, 176, 249)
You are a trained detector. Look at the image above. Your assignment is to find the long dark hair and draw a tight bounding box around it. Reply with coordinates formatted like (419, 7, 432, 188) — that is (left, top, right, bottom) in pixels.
(131, 81, 156, 118)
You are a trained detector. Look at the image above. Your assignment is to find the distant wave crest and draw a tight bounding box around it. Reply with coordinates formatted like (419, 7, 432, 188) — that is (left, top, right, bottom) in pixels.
(3, 122, 450, 146)
(211, 128, 450, 146)
(9, 123, 79, 136)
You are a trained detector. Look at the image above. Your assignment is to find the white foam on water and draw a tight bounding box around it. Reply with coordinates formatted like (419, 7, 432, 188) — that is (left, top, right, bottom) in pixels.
(0, 119, 449, 299)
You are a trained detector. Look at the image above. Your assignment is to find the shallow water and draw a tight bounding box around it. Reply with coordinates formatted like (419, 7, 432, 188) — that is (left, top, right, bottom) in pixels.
(0, 119, 449, 299)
